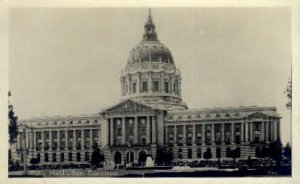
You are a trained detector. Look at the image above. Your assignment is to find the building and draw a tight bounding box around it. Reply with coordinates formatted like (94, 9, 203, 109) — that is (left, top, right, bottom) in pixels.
(12, 10, 281, 167)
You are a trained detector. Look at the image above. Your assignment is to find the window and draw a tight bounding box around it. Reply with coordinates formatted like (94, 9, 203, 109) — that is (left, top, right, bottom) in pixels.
(197, 148, 202, 158)
(142, 81, 148, 92)
(77, 153, 81, 162)
(132, 82, 137, 93)
(44, 153, 49, 162)
(60, 153, 64, 162)
(254, 122, 260, 131)
(164, 81, 169, 93)
(37, 154, 41, 162)
(85, 152, 89, 161)
(69, 152, 72, 161)
(226, 147, 231, 158)
(173, 83, 177, 94)
(216, 148, 221, 158)
(235, 135, 241, 144)
(178, 148, 183, 159)
(153, 81, 159, 92)
(188, 148, 193, 159)
(52, 153, 56, 162)
(141, 137, 146, 145)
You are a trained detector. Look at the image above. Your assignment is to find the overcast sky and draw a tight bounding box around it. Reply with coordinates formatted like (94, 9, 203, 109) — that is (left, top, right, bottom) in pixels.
(9, 8, 291, 143)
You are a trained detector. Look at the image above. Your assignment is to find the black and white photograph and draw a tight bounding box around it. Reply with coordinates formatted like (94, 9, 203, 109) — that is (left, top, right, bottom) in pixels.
(3, 3, 297, 181)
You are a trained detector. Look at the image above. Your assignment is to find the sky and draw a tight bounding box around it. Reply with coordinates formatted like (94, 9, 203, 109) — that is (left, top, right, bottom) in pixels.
(9, 8, 291, 144)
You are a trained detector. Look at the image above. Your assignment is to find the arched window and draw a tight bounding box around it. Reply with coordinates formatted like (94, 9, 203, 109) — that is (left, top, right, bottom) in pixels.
(188, 148, 193, 159)
(114, 151, 122, 164)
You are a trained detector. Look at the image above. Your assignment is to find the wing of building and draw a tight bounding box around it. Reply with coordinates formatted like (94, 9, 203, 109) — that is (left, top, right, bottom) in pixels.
(12, 10, 281, 167)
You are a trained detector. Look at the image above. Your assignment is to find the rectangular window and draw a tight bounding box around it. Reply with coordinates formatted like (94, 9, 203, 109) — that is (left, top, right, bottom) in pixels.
(85, 152, 89, 161)
(132, 82, 137, 93)
(69, 153, 72, 161)
(153, 81, 159, 92)
(164, 81, 169, 93)
(142, 81, 148, 92)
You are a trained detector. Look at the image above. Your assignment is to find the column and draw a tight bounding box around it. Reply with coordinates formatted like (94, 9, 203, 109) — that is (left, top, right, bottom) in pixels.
(73, 130, 76, 150)
(110, 118, 114, 146)
(41, 131, 45, 150)
(16, 134, 20, 150)
(261, 122, 265, 142)
(151, 116, 156, 144)
(160, 73, 164, 93)
(134, 116, 138, 144)
(49, 130, 52, 150)
(192, 124, 196, 145)
(26, 130, 30, 149)
(122, 117, 126, 144)
(270, 121, 274, 141)
(183, 124, 186, 145)
(33, 131, 36, 151)
(249, 122, 253, 142)
(65, 130, 69, 149)
(266, 121, 269, 142)
(90, 129, 93, 147)
(274, 121, 278, 141)
(211, 124, 215, 144)
(146, 116, 151, 144)
(245, 122, 249, 142)
(98, 128, 101, 147)
(137, 73, 141, 95)
(241, 122, 244, 142)
(202, 124, 205, 144)
(278, 121, 281, 140)
(81, 130, 84, 149)
(174, 125, 177, 144)
(221, 124, 225, 143)
(57, 130, 61, 150)
(165, 126, 168, 144)
(231, 123, 234, 144)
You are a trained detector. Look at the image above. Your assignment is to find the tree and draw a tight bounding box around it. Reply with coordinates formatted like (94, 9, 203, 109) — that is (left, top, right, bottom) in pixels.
(8, 91, 18, 144)
(284, 78, 292, 110)
(269, 140, 282, 165)
(156, 147, 173, 165)
(30, 158, 40, 165)
(283, 142, 291, 160)
(203, 149, 212, 159)
(91, 145, 105, 168)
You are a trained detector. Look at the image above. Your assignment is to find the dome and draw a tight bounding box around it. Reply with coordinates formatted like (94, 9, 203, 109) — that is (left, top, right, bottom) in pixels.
(120, 9, 188, 111)
(127, 41, 174, 65)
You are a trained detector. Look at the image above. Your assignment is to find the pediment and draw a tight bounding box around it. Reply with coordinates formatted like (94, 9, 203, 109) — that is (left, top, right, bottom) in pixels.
(247, 112, 269, 119)
(102, 99, 156, 115)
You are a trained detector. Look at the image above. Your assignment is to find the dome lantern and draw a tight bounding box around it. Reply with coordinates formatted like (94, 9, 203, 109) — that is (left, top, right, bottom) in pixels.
(143, 8, 158, 41)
